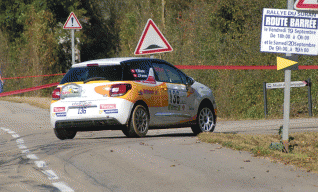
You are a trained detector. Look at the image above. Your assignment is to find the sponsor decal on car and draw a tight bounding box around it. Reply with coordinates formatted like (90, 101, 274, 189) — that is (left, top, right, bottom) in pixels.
(54, 107, 65, 112)
(61, 83, 81, 98)
(55, 112, 67, 117)
(143, 89, 155, 95)
(168, 104, 180, 111)
(100, 104, 116, 109)
(72, 101, 92, 107)
(103, 109, 118, 114)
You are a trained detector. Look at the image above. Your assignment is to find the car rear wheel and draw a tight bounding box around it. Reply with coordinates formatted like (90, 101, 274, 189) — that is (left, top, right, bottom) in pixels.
(54, 128, 77, 140)
(191, 106, 216, 135)
(124, 105, 149, 137)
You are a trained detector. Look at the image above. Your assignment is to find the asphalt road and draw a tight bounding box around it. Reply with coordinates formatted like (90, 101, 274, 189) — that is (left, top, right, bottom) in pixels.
(0, 100, 318, 192)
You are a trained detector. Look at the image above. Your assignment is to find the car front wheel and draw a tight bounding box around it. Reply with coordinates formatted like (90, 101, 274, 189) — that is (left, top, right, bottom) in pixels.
(191, 106, 216, 135)
(124, 105, 149, 137)
(54, 128, 77, 140)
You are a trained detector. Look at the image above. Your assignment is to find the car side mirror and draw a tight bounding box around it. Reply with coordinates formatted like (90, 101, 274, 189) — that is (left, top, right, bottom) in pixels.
(186, 77, 194, 87)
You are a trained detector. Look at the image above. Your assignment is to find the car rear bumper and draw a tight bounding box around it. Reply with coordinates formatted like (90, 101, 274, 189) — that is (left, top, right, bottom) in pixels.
(55, 117, 124, 131)
(50, 98, 134, 128)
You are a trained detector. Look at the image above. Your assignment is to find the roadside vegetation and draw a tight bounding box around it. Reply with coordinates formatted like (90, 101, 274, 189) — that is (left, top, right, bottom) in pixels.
(0, 96, 51, 109)
(1, 0, 318, 120)
(198, 131, 318, 173)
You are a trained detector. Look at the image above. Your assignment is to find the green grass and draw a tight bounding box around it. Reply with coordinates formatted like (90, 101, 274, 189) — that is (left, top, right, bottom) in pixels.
(198, 131, 318, 173)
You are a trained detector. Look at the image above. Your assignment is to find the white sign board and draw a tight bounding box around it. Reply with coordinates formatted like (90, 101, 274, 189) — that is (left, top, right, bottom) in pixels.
(260, 8, 318, 55)
(266, 81, 307, 89)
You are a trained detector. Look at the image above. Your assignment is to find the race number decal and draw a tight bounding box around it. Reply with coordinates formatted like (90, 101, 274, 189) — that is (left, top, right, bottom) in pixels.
(78, 107, 86, 114)
(169, 90, 180, 104)
(168, 89, 187, 111)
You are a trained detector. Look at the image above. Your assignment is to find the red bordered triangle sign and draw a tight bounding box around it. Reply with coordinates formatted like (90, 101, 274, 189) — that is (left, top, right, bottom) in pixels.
(295, 0, 318, 10)
(63, 12, 82, 29)
(134, 19, 173, 55)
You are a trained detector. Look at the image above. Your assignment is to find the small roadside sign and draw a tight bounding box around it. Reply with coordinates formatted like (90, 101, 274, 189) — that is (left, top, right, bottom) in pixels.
(135, 19, 173, 55)
(266, 81, 307, 89)
(63, 12, 82, 29)
(277, 55, 298, 70)
(295, 0, 318, 10)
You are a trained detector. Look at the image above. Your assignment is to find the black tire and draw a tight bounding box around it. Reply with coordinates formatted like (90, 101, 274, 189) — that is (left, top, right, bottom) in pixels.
(121, 126, 130, 137)
(124, 105, 149, 137)
(191, 105, 216, 135)
(54, 128, 77, 140)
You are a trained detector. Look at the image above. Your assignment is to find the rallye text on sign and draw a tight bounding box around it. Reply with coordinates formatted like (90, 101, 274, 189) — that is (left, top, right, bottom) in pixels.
(50, 58, 217, 140)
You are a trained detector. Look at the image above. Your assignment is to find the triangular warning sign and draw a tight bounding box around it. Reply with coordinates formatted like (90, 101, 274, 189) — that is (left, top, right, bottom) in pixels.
(135, 19, 173, 55)
(63, 12, 82, 29)
(277, 56, 298, 70)
(294, 0, 318, 10)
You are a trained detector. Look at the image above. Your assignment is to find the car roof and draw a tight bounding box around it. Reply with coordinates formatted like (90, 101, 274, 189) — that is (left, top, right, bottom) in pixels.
(71, 57, 149, 68)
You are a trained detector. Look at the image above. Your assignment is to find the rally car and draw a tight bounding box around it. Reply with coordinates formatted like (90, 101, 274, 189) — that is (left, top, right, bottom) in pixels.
(50, 57, 217, 140)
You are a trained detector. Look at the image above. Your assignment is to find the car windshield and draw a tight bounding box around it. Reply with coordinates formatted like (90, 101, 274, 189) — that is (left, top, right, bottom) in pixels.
(60, 65, 123, 84)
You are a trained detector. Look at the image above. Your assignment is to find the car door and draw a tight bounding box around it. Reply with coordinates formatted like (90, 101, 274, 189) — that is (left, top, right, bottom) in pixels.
(152, 61, 191, 124)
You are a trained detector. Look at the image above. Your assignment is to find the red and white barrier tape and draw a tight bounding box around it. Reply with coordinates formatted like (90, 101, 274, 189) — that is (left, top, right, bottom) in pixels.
(175, 65, 318, 70)
(1, 65, 318, 97)
(2, 73, 65, 80)
(0, 82, 59, 97)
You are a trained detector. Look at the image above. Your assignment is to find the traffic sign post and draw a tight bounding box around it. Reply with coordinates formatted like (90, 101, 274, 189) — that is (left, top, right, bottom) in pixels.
(260, 0, 310, 152)
(281, 0, 293, 153)
(63, 12, 82, 65)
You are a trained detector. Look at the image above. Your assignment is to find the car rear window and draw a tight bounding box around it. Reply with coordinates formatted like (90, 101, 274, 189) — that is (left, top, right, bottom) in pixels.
(60, 65, 123, 84)
(122, 61, 150, 81)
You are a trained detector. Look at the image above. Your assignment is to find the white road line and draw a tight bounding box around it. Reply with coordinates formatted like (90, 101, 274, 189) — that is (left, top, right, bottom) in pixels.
(7, 130, 16, 134)
(35, 161, 47, 168)
(1, 127, 10, 132)
(2, 127, 75, 192)
(26, 154, 39, 160)
(21, 149, 30, 154)
(18, 144, 27, 149)
(52, 182, 74, 192)
(12, 134, 20, 138)
(42, 170, 59, 180)
(16, 138, 24, 144)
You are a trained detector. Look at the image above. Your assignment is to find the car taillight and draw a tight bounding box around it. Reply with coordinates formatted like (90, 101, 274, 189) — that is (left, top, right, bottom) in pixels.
(110, 84, 132, 97)
(52, 87, 61, 100)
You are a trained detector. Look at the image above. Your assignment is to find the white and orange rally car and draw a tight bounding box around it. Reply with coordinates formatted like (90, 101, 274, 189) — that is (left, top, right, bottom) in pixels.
(50, 57, 217, 140)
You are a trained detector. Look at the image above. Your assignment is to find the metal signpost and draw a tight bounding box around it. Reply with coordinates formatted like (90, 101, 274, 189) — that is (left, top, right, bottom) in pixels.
(63, 12, 82, 65)
(260, 0, 318, 152)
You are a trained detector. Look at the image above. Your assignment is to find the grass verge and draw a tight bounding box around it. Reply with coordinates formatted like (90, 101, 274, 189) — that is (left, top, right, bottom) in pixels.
(0, 96, 51, 110)
(198, 132, 318, 173)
